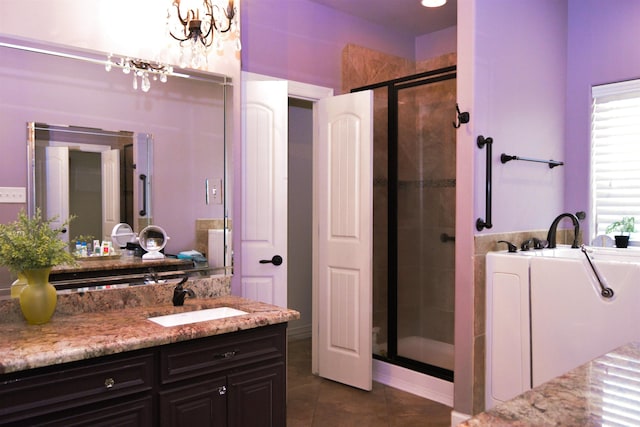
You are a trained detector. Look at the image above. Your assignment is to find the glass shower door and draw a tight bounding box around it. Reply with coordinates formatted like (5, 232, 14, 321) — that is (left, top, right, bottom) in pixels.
(395, 77, 456, 374)
(362, 65, 456, 381)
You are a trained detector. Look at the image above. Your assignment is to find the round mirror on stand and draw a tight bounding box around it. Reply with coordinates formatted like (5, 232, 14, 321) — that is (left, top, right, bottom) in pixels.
(138, 225, 169, 260)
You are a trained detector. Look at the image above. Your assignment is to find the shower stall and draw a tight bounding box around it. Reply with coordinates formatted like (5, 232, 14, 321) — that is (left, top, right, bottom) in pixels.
(353, 66, 456, 381)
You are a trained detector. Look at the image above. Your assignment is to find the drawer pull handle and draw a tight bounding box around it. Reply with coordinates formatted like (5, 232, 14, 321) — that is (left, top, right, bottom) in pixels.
(214, 351, 237, 360)
(104, 377, 115, 389)
(218, 385, 227, 395)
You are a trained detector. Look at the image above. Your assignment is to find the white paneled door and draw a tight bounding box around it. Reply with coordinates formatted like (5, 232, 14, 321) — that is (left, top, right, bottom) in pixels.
(316, 91, 373, 391)
(101, 149, 120, 242)
(242, 74, 373, 391)
(241, 80, 288, 308)
(45, 146, 70, 244)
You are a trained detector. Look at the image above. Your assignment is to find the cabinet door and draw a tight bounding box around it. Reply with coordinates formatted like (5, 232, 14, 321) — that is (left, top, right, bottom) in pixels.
(159, 376, 227, 427)
(227, 363, 285, 427)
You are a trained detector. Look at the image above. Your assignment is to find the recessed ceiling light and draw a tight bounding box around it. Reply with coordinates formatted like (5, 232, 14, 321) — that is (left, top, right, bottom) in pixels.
(421, 0, 447, 7)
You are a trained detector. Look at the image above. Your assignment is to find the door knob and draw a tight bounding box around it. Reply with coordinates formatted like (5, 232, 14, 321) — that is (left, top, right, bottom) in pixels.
(259, 255, 283, 266)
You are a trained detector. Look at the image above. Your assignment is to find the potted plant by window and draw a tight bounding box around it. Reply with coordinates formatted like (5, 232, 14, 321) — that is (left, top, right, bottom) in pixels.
(605, 216, 636, 248)
(0, 209, 75, 324)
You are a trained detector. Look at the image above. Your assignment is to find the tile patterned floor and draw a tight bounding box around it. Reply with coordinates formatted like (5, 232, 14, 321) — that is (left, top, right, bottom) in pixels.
(287, 338, 452, 427)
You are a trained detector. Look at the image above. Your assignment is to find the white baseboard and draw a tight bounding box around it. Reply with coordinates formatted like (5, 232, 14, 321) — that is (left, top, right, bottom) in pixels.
(372, 359, 453, 407)
(450, 410, 471, 426)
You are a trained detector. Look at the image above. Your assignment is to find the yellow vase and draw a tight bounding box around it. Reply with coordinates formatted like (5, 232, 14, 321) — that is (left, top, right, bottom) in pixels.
(19, 267, 57, 325)
(10, 272, 28, 298)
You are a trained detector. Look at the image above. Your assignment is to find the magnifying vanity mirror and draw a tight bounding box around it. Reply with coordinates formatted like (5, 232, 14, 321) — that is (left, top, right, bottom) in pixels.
(139, 225, 169, 260)
(0, 35, 233, 294)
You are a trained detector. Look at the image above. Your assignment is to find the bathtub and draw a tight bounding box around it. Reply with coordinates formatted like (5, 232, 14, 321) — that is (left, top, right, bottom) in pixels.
(485, 245, 640, 409)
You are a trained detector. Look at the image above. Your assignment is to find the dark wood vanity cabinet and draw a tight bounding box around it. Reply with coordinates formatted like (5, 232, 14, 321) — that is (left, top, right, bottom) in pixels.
(0, 323, 287, 427)
(158, 323, 287, 426)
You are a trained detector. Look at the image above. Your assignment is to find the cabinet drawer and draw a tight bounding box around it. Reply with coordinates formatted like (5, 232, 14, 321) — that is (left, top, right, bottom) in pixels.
(159, 323, 286, 384)
(30, 395, 154, 427)
(0, 352, 154, 423)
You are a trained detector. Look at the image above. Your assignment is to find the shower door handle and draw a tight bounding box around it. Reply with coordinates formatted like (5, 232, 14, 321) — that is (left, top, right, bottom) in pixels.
(260, 255, 283, 266)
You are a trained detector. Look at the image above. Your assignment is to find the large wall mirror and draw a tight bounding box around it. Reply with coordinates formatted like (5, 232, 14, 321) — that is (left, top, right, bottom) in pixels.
(0, 35, 233, 293)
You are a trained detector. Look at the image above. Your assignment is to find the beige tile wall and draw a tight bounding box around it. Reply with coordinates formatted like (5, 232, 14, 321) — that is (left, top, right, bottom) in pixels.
(195, 218, 231, 256)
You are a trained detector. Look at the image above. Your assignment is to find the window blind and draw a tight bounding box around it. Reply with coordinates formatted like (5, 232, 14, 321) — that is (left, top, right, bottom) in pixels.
(591, 79, 640, 241)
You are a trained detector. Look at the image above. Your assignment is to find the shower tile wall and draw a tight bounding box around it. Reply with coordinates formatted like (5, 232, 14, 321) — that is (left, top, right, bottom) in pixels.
(342, 44, 457, 354)
(343, 44, 414, 350)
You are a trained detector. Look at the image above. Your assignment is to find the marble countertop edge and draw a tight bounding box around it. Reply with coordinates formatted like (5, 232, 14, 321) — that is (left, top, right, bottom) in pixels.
(0, 293, 300, 375)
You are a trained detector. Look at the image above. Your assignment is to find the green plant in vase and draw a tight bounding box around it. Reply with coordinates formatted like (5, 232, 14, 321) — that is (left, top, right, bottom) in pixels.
(605, 216, 636, 248)
(0, 208, 75, 324)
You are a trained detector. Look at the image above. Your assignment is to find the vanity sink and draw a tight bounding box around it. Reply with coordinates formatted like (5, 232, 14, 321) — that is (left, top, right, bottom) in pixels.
(148, 307, 248, 327)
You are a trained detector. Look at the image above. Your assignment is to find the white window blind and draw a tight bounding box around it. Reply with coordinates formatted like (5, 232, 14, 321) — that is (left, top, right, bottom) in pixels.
(591, 79, 640, 241)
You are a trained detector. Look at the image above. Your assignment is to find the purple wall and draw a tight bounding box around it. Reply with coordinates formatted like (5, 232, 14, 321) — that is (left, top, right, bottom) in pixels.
(240, 0, 417, 93)
(565, 0, 640, 240)
(415, 26, 457, 61)
(471, 0, 568, 234)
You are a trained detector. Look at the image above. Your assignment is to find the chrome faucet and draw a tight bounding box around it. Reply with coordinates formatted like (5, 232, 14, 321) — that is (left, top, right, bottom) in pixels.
(546, 213, 581, 249)
(172, 276, 195, 306)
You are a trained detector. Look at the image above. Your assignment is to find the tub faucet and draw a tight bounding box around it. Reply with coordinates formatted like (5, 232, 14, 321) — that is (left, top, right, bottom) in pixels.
(520, 237, 548, 251)
(172, 276, 195, 306)
(547, 213, 581, 249)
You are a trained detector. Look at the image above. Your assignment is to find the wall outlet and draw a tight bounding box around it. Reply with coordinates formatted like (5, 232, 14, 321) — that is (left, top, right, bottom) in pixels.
(0, 187, 26, 203)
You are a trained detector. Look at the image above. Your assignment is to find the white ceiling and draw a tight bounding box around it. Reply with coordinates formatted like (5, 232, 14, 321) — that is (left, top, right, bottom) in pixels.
(307, 0, 457, 37)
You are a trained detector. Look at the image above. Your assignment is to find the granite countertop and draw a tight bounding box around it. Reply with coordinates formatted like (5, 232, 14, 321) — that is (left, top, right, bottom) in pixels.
(51, 256, 192, 274)
(461, 342, 640, 426)
(0, 278, 299, 375)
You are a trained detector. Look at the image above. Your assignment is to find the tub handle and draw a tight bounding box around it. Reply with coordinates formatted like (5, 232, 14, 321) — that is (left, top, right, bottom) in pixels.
(580, 245, 614, 298)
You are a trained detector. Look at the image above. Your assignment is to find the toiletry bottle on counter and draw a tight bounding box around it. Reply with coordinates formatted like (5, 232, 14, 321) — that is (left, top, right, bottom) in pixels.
(102, 241, 110, 255)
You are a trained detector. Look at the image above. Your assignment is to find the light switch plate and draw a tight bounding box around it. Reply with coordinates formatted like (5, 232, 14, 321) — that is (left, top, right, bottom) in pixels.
(211, 178, 223, 204)
(0, 187, 27, 203)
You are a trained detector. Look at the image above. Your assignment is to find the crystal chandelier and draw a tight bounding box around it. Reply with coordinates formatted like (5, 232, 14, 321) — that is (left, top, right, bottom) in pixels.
(105, 55, 173, 93)
(167, 0, 241, 70)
